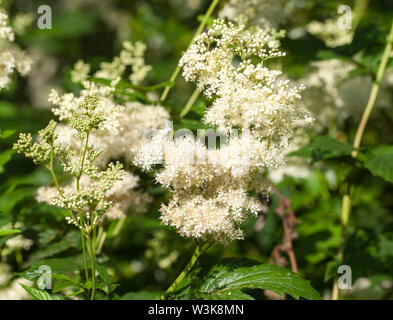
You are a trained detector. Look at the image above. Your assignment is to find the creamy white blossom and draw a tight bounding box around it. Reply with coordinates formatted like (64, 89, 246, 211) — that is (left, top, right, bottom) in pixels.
(134, 20, 311, 242)
(299, 59, 393, 129)
(0, 11, 32, 89)
(307, 19, 353, 48)
(0, 277, 32, 300)
(30, 41, 161, 223)
(5, 235, 33, 251)
(37, 172, 151, 220)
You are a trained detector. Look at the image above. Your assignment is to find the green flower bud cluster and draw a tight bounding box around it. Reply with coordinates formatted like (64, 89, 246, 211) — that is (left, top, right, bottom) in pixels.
(13, 95, 126, 233)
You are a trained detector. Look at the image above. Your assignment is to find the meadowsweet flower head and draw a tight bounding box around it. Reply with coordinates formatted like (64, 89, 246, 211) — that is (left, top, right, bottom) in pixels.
(18, 40, 161, 227)
(12, 13, 34, 36)
(160, 189, 262, 243)
(13, 120, 57, 165)
(15, 94, 128, 231)
(179, 19, 285, 97)
(49, 88, 124, 134)
(134, 20, 312, 243)
(307, 19, 353, 48)
(71, 60, 91, 83)
(181, 19, 311, 158)
(93, 40, 151, 84)
(0, 11, 32, 89)
(0, 12, 14, 41)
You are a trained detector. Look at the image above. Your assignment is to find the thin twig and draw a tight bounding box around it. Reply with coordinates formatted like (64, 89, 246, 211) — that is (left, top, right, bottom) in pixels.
(269, 186, 299, 274)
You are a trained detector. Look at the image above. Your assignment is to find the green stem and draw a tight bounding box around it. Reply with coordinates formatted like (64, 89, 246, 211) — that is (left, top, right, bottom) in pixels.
(180, 88, 201, 118)
(160, 242, 212, 300)
(95, 226, 103, 248)
(332, 21, 393, 300)
(48, 150, 64, 198)
(112, 216, 127, 237)
(352, 22, 393, 157)
(15, 249, 23, 266)
(77, 134, 89, 191)
(47, 150, 83, 230)
(160, 0, 221, 102)
(81, 134, 89, 170)
(352, 0, 369, 33)
(96, 231, 107, 255)
(81, 231, 89, 282)
(87, 233, 96, 300)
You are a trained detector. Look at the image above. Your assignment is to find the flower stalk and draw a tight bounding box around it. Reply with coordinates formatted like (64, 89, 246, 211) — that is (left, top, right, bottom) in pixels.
(332, 21, 393, 300)
(160, 0, 221, 102)
(87, 233, 97, 300)
(160, 242, 212, 300)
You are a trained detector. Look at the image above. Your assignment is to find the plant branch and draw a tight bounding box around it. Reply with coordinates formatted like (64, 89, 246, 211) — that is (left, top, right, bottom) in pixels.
(160, 242, 212, 300)
(180, 88, 201, 118)
(87, 233, 96, 300)
(160, 0, 220, 102)
(269, 186, 299, 274)
(332, 21, 393, 300)
(81, 230, 89, 282)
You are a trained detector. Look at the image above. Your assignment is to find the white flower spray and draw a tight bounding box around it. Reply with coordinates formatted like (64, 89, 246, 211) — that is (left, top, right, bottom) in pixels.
(0, 11, 32, 89)
(13, 39, 169, 299)
(134, 19, 312, 245)
(133, 18, 313, 300)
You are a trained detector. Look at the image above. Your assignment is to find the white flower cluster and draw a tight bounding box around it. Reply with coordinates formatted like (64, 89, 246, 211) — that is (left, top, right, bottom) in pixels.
(51, 40, 163, 138)
(14, 97, 129, 231)
(0, 11, 32, 89)
(133, 127, 269, 242)
(54, 101, 170, 167)
(268, 133, 311, 183)
(5, 235, 33, 250)
(269, 59, 393, 184)
(37, 172, 151, 220)
(300, 59, 393, 129)
(134, 20, 311, 243)
(49, 85, 123, 134)
(179, 19, 286, 97)
(180, 20, 311, 162)
(306, 19, 353, 48)
(0, 276, 32, 300)
(94, 41, 152, 85)
(31, 42, 166, 222)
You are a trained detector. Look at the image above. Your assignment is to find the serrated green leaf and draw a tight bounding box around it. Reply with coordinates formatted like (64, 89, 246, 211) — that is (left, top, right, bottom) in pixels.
(197, 264, 321, 300)
(20, 284, 59, 300)
(95, 264, 113, 286)
(200, 289, 254, 300)
(22, 255, 86, 281)
(52, 274, 79, 293)
(361, 145, 393, 184)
